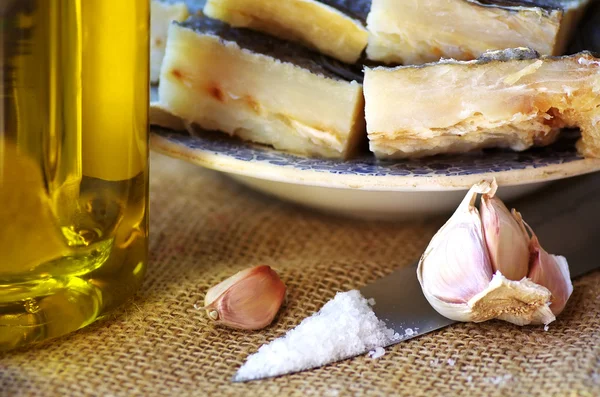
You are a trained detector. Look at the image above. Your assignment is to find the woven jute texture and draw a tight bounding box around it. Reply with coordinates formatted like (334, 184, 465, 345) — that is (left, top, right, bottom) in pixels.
(1, 152, 599, 397)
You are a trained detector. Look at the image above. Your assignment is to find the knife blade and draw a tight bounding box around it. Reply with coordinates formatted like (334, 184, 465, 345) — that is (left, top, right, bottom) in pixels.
(361, 171, 600, 345)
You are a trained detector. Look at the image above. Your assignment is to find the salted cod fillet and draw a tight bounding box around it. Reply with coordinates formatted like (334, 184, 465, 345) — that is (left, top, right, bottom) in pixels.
(366, 0, 591, 65)
(364, 48, 600, 159)
(156, 18, 366, 159)
(203, 0, 370, 63)
(151, 1, 189, 83)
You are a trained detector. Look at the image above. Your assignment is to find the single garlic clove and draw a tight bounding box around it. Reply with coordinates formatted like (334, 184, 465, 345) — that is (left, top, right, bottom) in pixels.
(468, 272, 555, 325)
(203, 265, 286, 330)
(528, 235, 573, 316)
(421, 219, 494, 305)
(417, 181, 495, 322)
(480, 188, 530, 281)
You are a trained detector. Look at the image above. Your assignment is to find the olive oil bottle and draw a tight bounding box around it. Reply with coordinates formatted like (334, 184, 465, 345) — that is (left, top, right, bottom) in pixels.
(0, 0, 149, 350)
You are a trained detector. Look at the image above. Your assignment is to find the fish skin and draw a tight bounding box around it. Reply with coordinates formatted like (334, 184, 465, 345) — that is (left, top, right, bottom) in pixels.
(319, 0, 372, 22)
(469, 0, 570, 11)
(319, 0, 569, 22)
(369, 48, 600, 71)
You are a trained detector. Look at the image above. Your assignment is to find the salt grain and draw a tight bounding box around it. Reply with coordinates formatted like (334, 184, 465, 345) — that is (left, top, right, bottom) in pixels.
(367, 298, 376, 306)
(368, 347, 386, 359)
(404, 328, 415, 337)
(544, 324, 549, 332)
(235, 290, 399, 381)
(447, 358, 456, 366)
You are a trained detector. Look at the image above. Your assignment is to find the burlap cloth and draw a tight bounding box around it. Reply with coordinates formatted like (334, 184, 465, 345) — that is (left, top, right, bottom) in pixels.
(1, 152, 599, 396)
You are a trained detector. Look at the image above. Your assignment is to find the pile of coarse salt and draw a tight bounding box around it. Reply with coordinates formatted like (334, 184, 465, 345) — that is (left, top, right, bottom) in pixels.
(234, 290, 401, 381)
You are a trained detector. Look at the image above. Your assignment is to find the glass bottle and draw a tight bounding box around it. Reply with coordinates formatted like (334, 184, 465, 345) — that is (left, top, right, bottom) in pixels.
(0, 0, 149, 350)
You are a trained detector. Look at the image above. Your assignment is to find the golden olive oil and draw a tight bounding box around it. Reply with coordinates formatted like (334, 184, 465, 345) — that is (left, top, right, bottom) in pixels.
(0, 0, 149, 350)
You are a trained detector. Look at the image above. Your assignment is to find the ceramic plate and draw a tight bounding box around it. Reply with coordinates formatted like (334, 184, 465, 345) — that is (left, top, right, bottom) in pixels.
(150, 127, 600, 220)
(149, 5, 600, 220)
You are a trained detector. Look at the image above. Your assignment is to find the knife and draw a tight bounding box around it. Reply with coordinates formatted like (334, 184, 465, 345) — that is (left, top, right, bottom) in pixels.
(361, 171, 600, 345)
(235, 172, 600, 381)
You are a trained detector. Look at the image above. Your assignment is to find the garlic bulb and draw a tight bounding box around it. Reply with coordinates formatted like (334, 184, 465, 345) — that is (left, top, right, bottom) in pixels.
(202, 265, 286, 330)
(417, 180, 573, 326)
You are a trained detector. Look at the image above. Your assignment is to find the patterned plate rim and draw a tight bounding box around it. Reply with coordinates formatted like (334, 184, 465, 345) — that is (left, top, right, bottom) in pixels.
(150, 129, 600, 191)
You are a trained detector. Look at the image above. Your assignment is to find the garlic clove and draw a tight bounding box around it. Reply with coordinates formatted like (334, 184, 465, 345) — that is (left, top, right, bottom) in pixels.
(418, 181, 495, 321)
(468, 272, 555, 325)
(204, 267, 253, 308)
(528, 235, 573, 316)
(420, 220, 494, 305)
(480, 187, 530, 281)
(203, 265, 286, 330)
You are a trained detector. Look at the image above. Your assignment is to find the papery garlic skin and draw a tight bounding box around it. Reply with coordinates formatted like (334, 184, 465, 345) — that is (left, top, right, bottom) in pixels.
(480, 192, 530, 281)
(528, 235, 573, 316)
(421, 221, 493, 305)
(203, 265, 286, 330)
(417, 181, 495, 322)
